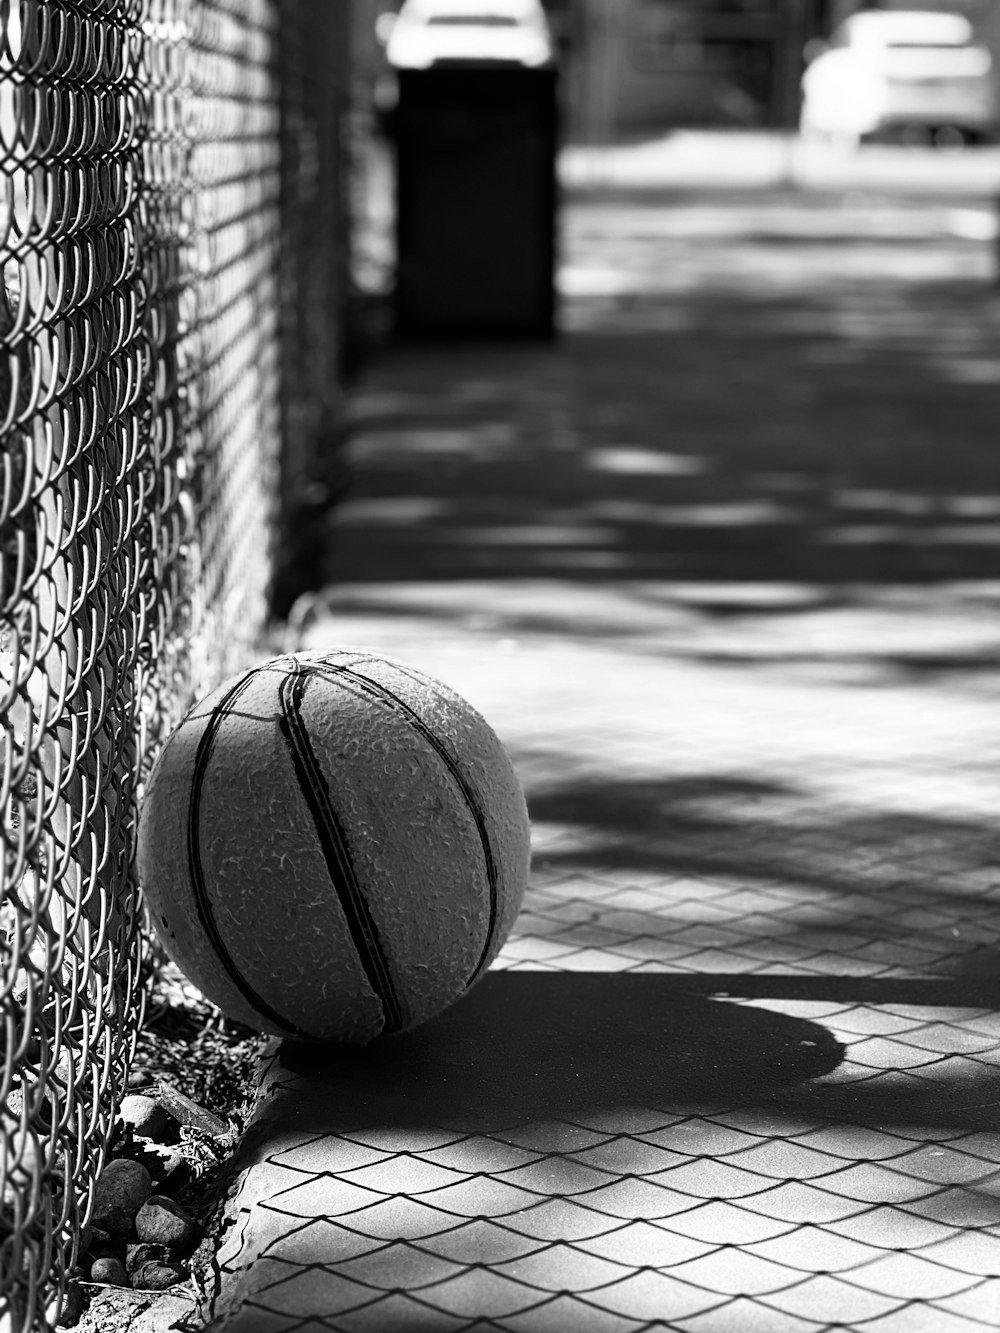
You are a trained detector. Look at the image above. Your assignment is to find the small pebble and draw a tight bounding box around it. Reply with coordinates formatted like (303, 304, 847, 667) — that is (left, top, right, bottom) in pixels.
(134, 1195, 197, 1254)
(127, 1066, 151, 1088)
(130, 1260, 187, 1291)
(129, 1142, 189, 1189)
(118, 1094, 170, 1141)
(89, 1256, 128, 1286)
(126, 1241, 167, 1274)
(92, 1159, 152, 1237)
(83, 1226, 118, 1259)
(157, 1083, 229, 1138)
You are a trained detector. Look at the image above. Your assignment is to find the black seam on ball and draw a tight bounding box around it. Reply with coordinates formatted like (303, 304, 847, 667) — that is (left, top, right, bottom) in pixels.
(306, 660, 500, 990)
(277, 665, 407, 1036)
(188, 667, 309, 1039)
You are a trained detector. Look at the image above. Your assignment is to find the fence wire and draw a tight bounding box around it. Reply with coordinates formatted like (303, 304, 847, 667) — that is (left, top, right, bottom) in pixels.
(0, 2, 346, 1326)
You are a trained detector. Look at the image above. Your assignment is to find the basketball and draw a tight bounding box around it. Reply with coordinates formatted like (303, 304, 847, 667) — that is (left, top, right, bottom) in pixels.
(136, 650, 531, 1043)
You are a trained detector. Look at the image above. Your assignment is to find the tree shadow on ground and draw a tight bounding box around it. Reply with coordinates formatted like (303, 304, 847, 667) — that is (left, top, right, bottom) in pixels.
(682, 646, 1000, 686)
(329, 256, 1000, 591)
(523, 771, 1000, 994)
(315, 204, 1000, 701)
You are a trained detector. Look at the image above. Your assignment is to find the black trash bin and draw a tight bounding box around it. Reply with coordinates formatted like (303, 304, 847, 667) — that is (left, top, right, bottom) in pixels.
(393, 64, 558, 337)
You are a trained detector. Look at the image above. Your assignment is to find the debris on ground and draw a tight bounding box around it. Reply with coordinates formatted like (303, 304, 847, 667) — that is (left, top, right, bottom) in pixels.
(68, 957, 266, 1331)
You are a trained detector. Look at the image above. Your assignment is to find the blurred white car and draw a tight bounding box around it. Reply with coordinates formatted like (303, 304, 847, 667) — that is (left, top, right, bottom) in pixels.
(383, 0, 554, 69)
(800, 10, 997, 145)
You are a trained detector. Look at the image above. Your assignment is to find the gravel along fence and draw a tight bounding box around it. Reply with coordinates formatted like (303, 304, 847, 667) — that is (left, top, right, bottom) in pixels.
(0, 3, 347, 1327)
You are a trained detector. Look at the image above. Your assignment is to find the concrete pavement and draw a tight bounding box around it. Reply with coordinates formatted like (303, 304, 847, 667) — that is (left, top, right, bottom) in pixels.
(207, 150, 1000, 1331)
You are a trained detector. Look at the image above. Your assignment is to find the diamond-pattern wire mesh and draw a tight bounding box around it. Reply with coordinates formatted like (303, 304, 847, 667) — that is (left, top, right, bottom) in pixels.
(0, 2, 343, 1325)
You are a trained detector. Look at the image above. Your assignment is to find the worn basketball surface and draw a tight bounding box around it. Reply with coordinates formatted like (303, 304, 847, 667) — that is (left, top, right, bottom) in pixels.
(137, 650, 531, 1043)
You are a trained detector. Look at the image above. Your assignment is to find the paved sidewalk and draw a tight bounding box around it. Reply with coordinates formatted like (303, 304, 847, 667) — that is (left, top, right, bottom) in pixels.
(209, 165, 1000, 1330)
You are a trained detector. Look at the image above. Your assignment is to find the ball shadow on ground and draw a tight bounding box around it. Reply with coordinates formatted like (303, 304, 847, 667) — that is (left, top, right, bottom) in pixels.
(272, 973, 844, 1134)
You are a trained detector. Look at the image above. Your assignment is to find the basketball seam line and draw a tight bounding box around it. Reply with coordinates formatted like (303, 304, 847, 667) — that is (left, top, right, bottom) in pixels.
(306, 660, 500, 989)
(278, 665, 407, 1036)
(187, 668, 309, 1039)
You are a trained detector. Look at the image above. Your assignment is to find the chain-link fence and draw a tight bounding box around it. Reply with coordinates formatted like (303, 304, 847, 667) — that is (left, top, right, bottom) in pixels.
(1, 3, 349, 1327)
